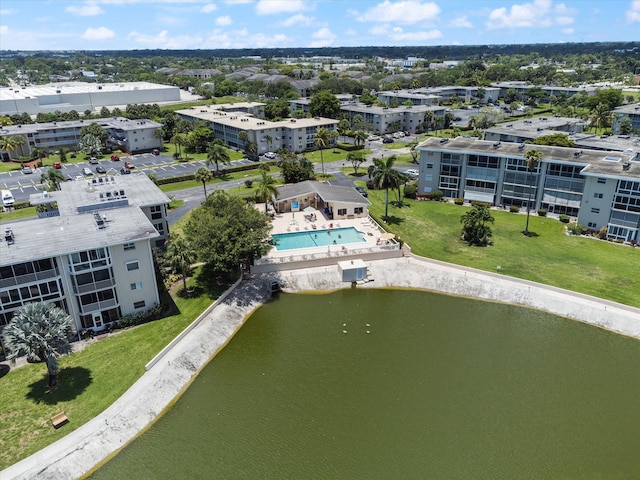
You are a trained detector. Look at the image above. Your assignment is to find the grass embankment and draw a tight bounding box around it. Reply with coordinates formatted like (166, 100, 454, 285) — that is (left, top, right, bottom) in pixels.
(0, 267, 231, 469)
(364, 188, 640, 308)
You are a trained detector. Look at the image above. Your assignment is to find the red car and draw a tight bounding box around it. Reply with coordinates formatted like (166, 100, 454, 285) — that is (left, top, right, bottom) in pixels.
(124, 160, 135, 169)
(53, 162, 62, 169)
(111, 154, 120, 161)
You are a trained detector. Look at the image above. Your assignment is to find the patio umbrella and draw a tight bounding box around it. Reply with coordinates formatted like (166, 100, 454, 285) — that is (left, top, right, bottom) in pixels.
(303, 206, 316, 212)
(380, 233, 395, 240)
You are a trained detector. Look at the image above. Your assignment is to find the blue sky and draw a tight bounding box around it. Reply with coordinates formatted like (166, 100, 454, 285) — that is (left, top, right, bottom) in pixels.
(1, 0, 639, 51)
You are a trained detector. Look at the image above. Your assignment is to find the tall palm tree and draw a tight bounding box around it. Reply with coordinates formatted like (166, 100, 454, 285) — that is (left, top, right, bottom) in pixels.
(0, 134, 26, 160)
(254, 170, 279, 213)
(353, 130, 367, 147)
(206, 142, 230, 176)
(368, 155, 402, 223)
(265, 134, 273, 152)
(329, 129, 339, 152)
(165, 234, 197, 294)
(524, 149, 543, 236)
(314, 127, 329, 176)
(589, 103, 611, 133)
(238, 130, 249, 150)
(170, 133, 187, 159)
(194, 166, 214, 200)
(423, 111, 434, 133)
(3, 302, 74, 389)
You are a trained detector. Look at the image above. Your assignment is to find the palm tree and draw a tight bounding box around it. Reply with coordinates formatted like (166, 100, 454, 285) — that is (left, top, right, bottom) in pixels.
(165, 234, 197, 294)
(265, 134, 273, 153)
(171, 133, 187, 159)
(194, 167, 213, 200)
(368, 155, 402, 222)
(0, 134, 26, 160)
(314, 127, 329, 176)
(460, 205, 495, 246)
(3, 302, 74, 389)
(589, 103, 611, 133)
(206, 142, 230, 176)
(238, 130, 249, 150)
(329, 129, 339, 152)
(524, 149, 543, 236)
(353, 130, 367, 147)
(254, 170, 279, 213)
(423, 111, 434, 133)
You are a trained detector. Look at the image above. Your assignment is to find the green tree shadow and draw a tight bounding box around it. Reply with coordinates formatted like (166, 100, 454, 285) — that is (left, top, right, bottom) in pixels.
(26, 366, 93, 405)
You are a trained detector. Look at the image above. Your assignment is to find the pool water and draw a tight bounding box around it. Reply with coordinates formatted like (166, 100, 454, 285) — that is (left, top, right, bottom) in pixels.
(272, 227, 366, 251)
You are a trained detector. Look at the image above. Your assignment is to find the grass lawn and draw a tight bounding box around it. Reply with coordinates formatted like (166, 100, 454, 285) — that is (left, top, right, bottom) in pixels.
(0, 206, 38, 222)
(162, 142, 244, 163)
(365, 189, 640, 309)
(0, 267, 232, 469)
(158, 166, 281, 194)
(304, 148, 372, 164)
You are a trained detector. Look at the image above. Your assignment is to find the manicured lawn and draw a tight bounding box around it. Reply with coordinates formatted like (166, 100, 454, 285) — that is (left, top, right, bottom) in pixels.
(162, 142, 245, 162)
(158, 166, 281, 193)
(364, 189, 640, 308)
(304, 148, 371, 164)
(0, 267, 231, 469)
(0, 206, 38, 222)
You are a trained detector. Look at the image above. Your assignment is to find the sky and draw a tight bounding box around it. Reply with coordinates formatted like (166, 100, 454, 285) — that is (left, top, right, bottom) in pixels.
(0, 0, 639, 51)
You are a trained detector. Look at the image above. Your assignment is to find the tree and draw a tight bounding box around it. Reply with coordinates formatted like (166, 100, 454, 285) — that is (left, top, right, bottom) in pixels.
(58, 147, 68, 163)
(184, 190, 272, 275)
(254, 170, 279, 213)
(79, 122, 108, 146)
(194, 167, 214, 200)
(78, 133, 103, 156)
(31, 146, 49, 163)
(265, 134, 273, 152)
(589, 103, 611, 132)
(238, 130, 249, 149)
(309, 90, 340, 118)
(3, 302, 74, 389)
(618, 116, 633, 135)
(460, 206, 494, 246)
(171, 133, 188, 159)
(41, 168, 66, 191)
(409, 142, 419, 163)
(314, 127, 330, 176)
(347, 151, 366, 175)
(423, 110, 434, 133)
(278, 153, 315, 183)
(524, 149, 543, 236)
(353, 130, 367, 147)
(165, 234, 197, 294)
(0, 134, 26, 159)
(206, 142, 230, 176)
(337, 118, 351, 142)
(368, 155, 402, 222)
(532, 133, 575, 147)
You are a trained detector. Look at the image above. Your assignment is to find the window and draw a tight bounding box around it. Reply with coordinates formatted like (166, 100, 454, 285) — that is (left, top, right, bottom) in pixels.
(126, 260, 139, 271)
(426, 163, 434, 169)
(123, 242, 135, 251)
(591, 208, 600, 214)
(597, 178, 607, 184)
(588, 222, 597, 228)
(337, 208, 347, 216)
(150, 205, 163, 220)
(133, 300, 146, 309)
(354, 207, 363, 214)
(425, 174, 433, 181)
(130, 282, 142, 290)
(593, 193, 603, 199)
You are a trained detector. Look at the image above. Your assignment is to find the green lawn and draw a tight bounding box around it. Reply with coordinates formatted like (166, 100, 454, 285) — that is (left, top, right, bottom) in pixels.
(364, 189, 640, 308)
(0, 206, 38, 222)
(304, 148, 372, 164)
(0, 267, 231, 469)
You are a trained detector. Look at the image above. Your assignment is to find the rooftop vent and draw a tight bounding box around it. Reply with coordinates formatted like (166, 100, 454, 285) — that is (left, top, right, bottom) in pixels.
(518, 143, 525, 150)
(493, 142, 501, 149)
(623, 161, 631, 171)
(603, 156, 621, 162)
(574, 150, 583, 157)
(4, 227, 14, 245)
(94, 212, 106, 229)
(439, 138, 448, 144)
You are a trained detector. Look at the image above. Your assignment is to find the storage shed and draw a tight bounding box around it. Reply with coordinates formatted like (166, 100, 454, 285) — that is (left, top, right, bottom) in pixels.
(338, 259, 367, 282)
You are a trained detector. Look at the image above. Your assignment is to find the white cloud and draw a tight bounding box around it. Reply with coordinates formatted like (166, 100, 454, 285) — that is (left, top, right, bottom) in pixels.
(0, 25, 8, 35)
(66, 3, 105, 16)
(204, 28, 291, 48)
(156, 14, 187, 26)
(627, 0, 640, 23)
(562, 27, 574, 34)
(388, 27, 442, 42)
(309, 27, 336, 47)
(0, 9, 17, 15)
(486, 0, 576, 29)
(256, 0, 305, 15)
(345, 28, 357, 36)
(215, 15, 232, 26)
(82, 26, 115, 40)
(358, 1, 440, 25)
(450, 16, 473, 28)
(201, 3, 217, 13)
(369, 24, 390, 36)
(127, 30, 204, 48)
(280, 14, 313, 27)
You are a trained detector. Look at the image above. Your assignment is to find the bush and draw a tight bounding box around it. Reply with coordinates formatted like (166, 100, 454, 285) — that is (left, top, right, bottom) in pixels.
(568, 222, 586, 235)
(537, 208, 547, 217)
(509, 205, 520, 213)
(244, 179, 253, 188)
(70, 153, 77, 159)
(404, 182, 417, 199)
(559, 214, 570, 223)
(431, 189, 444, 201)
(336, 142, 364, 151)
(470, 200, 492, 208)
(366, 180, 375, 190)
(454, 197, 464, 205)
(597, 226, 608, 239)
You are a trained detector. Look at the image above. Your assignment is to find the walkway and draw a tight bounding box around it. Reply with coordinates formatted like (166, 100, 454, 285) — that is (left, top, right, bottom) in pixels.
(3, 255, 640, 480)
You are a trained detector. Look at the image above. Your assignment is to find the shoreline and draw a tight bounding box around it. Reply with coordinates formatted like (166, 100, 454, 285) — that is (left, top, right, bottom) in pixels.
(3, 255, 640, 479)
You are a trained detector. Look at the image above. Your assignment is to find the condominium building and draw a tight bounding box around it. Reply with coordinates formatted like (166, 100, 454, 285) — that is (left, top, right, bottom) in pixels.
(417, 137, 640, 242)
(0, 117, 163, 161)
(377, 86, 501, 105)
(0, 174, 171, 347)
(176, 103, 338, 153)
(612, 103, 640, 134)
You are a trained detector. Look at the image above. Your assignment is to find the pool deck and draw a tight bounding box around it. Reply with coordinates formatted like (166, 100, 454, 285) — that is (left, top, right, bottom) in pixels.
(4, 256, 640, 479)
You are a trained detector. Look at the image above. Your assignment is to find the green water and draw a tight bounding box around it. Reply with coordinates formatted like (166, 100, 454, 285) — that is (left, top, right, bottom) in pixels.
(91, 289, 640, 479)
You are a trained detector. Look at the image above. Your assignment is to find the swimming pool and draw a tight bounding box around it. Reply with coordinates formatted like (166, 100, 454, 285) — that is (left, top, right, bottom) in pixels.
(272, 227, 367, 251)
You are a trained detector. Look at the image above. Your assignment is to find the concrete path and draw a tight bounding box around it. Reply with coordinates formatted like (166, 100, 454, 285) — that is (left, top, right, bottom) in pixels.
(3, 256, 640, 479)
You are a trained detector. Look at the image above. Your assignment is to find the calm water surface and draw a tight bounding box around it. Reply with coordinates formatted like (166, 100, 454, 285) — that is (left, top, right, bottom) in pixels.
(91, 289, 640, 479)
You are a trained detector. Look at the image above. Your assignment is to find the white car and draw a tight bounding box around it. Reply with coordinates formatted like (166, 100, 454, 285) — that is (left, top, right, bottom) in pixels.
(264, 152, 277, 159)
(82, 167, 93, 176)
(367, 135, 380, 141)
(405, 169, 419, 178)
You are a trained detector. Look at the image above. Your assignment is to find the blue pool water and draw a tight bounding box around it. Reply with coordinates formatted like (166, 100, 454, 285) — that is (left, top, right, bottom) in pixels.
(272, 227, 367, 251)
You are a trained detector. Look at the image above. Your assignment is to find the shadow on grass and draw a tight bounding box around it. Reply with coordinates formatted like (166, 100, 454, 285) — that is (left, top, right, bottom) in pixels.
(0, 364, 10, 379)
(522, 231, 540, 237)
(26, 366, 92, 405)
(192, 263, 235, 300)
(380, 215, 405, 226)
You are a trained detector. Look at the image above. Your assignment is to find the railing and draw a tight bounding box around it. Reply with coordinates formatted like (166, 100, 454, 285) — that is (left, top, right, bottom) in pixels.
(73, 278, 116, 295)
(37, 210, 60, 218)
(254, 243, 399, 266)
(0, 268, 60, 289)
(78, 298, 117, 314)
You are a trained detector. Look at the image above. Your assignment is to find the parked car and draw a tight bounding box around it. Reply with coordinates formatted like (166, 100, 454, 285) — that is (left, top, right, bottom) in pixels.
(247, 153, 260, 161)
(124, 160, 135, 169)
(382, 137, 394, 144)
(151, 149, 160, 155)
(82, 167, 93, 176)
(22, 166, 33, 174)
(120, 168, 131, 175)
(405, 169, 419, 179)
(367, 135, 380, 141)
(96, 166, 106, 174)
(89, 157, 99, 164)
(355, 186, 368, 197)
(264, 151, 277, 159)
(53, 162, 62, 169)
(111, 154, 120, 161)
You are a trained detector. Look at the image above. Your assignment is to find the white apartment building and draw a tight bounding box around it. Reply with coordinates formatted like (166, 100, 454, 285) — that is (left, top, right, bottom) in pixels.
(0, 174, 171, 347)
(417, 137, 640, 242)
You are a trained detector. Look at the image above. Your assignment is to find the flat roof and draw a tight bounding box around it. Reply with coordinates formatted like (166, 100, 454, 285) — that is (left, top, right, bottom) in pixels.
(0, 117, 161, 136)
(277, 180, 370, 205)
(418, 137, 640, 179)
(613, 102, 640, 115)
(0, 81, 178, 101)
(0, 206, 158, 266)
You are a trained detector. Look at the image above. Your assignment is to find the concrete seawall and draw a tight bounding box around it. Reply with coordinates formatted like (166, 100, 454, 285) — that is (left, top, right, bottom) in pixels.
(3, 256, 639, 479)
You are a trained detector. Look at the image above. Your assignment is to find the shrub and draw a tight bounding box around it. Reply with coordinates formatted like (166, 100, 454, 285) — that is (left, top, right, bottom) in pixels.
(244, 179, 254, 188)
(454, 197, 464, 205)
(559, 214, 570, 223)
(597, 226, 608, 239)
(537, 208, 547, 217)
(470, 200, 491, 208)
(70, 153, 77, 159)
(403, 182, 417, 199)
(336, 142, 364, 151)
(431, 189, 444, 201)
(509, 205, 520, 213)
(568, 222, 586, 235)
(366, 180, 375, 190)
